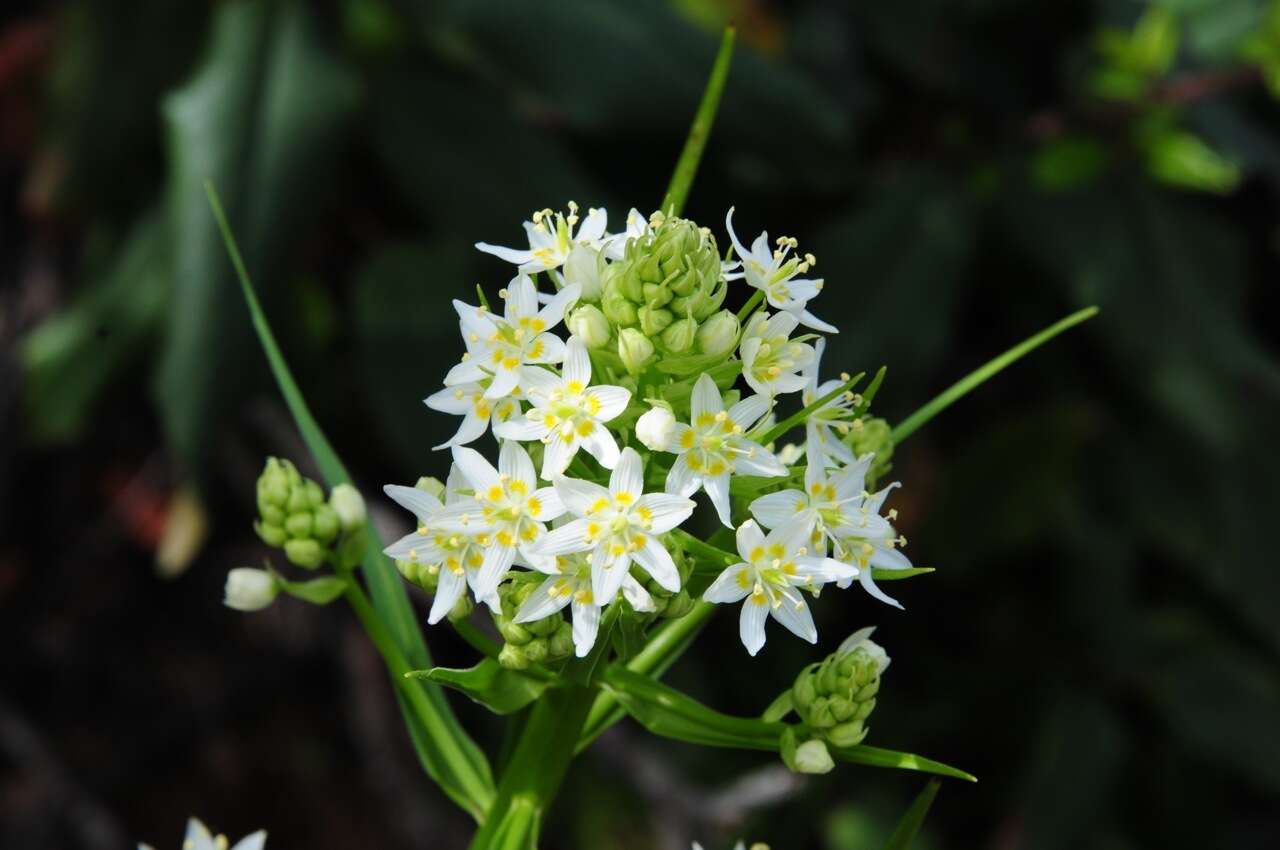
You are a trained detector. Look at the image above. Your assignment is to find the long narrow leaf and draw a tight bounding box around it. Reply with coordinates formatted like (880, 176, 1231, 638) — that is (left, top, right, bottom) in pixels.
(884, 780, 942, 850)
(205, 182, 494, 818)
(892, 307, 1098, 443)
(411, 660, 553, 715)
(660, 27, 736, 217)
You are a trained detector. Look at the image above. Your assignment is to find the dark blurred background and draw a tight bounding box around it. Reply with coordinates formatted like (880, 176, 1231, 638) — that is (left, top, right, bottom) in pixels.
(3, 0, 1279, 848)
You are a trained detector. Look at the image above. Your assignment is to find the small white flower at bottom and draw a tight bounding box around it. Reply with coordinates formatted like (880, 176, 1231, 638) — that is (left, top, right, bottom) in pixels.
(138, 817, 265, 850)
(702, 520, 856, 656)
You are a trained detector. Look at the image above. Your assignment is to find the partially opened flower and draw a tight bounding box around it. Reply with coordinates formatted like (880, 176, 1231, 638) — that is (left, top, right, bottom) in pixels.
(514, 550, 655, 656)
(534, 448, 695, 604)
(476, 202, 609, 273)
(445, 276, 579, 399)
(801, 339, 860, 469)
(495, 336, 631, 477)
(702, 519, 857, 655)
(139, 817, 265, 850)
(739, 311, 816, 397)
(656, 373, 786, 526)
(725, 207, 835, 333)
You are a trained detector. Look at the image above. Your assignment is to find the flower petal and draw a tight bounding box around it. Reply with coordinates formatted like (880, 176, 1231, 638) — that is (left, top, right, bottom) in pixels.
(769, 593, 818, 644)
(630, 534, 681, 592)
(514, 577, 572, 623)
(609, 447, 645, 500)
(428, 568, 468, 624)
(425, 385, 475, 415)
(859, 568, 904, 610)
(621, 575, 656, 612)
(530, 486, 565, 522)
(703, 564, 753, 604)
(570, 599, 602, 657)
(727, 394, 771, 430)
(690, 372, 724, 420)
(383, 484, 443, 521)
(563, 336, 592, 385)
(584, 385, 631, 422)
(451, 445, 500, 494)
(553, 475, 611, 517)
(580, 425, 621, 470)
(534, 518, 594, 556)
(665, 454, 701, 498)
(634, 493, 696, 534)
(541, 432, 578, 478)
(493, 415, 547, 442)
(749, 490, 807, 531)
(475, 242, 533, 265)
(740, 596, 769, 656)
(704, 472, 733, 528)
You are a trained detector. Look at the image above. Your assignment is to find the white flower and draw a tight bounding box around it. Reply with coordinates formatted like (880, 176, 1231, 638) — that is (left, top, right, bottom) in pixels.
(635, 405, 677, 451)
(476, 202, 609, 273)
(702, 519, 857, 655)
(738, 311, 816, 397)
(139, 818, 266, 850)
(749, 454, 910, 609)
(514, 550, 655, 656)
(432, 442, 567, 600)
(494, 336, 631, 477)
(533, 448, 695, 604)
(657, 373, 786, 527)
(724, 207, 836, 333)
(223, 568, 278, 612)
(425, 381, 521, 449)
(383, 464, 502, 621)
(444, 275, 579, 399)
(801, 338, 859, 469)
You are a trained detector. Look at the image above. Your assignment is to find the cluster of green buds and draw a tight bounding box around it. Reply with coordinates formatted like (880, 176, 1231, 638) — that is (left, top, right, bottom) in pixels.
(772, 628, 890, 774)
(567, 212, 739, 372)
(493, 579, 575, 670)
(846, 416, 894, 487)
(254, 458, 366, 570)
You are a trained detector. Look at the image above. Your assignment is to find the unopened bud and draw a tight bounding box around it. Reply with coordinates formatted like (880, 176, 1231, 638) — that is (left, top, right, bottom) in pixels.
(564, 244, 607, 301)
(696, 310, 739, 357)
(618, 328, 655, 373)
(568, 304, 611, 349)
(223, 567, 278, 612)
(794, 738, 835, 774)
(284, 538, 326, 570)
(636, 406, 677, 451)
(415, 476, 446, 499)
(329, 483, 367, 532)
(661, 317, 697, 354)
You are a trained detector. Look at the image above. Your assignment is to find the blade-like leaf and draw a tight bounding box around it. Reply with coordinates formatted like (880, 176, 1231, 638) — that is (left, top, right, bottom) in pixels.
(829, 744, 977, 783)
(662, 25, 734, 216)
(892, 307, 1099, 443)
(410, 661, 554, 716)
(205, 183, 494, 820)
(884, 780, 942, 850)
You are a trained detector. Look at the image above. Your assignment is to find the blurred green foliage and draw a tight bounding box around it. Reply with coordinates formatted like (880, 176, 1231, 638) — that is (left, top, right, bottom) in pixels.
(11, 0, 1280, 848)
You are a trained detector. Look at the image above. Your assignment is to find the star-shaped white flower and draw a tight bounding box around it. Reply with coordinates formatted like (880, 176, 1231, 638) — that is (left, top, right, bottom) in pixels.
(514, 549, 655, 657)
(432, 442, 566, 599)
(424, 382, 520, 449)
(494, 336, 631, 477)
(658, 373, 787, 527)
(383, 464, 504, 622)
(476, 202, 609, 273)
(139, 818, 265, 850)
(533, 448, 695, 604)
(801, 338, 860, 469)
(739, 311, 817, 397)
(725, 207, 836, 333)
(445, 275, 578, 399)
(702, 519, 857, 656)
(749, 453, 909, 608)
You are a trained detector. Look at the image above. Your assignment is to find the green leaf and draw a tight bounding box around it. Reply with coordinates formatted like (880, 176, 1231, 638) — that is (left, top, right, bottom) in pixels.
(891, 307, 1099, 444)
(872, 567, 936, 582)
(603, 667, 976, 782)
(410, 660, 553, 716)
(20, 208, 169, 444)
(204, 184, 495, 820)
(158, 0, 359, 483)
(276, 574, 348, 605)
(661, 26, 735, 216)
(883, 780, 942, 850)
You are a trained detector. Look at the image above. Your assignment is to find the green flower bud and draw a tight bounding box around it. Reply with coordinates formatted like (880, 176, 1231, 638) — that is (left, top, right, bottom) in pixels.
(499, 643, 530, 670)
(618, 328, 655, 373)
(303, 480, 325, 508)
(637, 305, 673, 337)
(548, 620, 575, 657)
(259, 504, 286, 526)
(255, 521, 288, 548)
(602, 285, 639, 327)
(446, 592, 474, 622)
(660, 317, 698, 354)
(257, 458, 292, 508)
(847, 417, 895, 486)
(697, 310, 740, 357)
(415, 476, 446, 499)
(312, 504, 341, 543)
(285, 512, 314, 539)
(567, 304, 611, 349)
(790, 629, 889, 746)
(523, 638, 549, 663)
(329, 483, 367, 532)
(284, 538, 326, 570)
(793, 738, 835, 774)
(826, 719, 869, 748)
(498, 618, 533, 646)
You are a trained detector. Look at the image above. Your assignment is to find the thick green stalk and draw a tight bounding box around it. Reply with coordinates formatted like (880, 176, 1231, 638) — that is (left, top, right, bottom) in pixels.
(660, 27, 736, 217)
(891, 306, 1099, 443)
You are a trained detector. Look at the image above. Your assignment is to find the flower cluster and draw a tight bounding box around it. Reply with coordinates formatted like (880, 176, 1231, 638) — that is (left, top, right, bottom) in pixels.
(386, 203, 913, 657)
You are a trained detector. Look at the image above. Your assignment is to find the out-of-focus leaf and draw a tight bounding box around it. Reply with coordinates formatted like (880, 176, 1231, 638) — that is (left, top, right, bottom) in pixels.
(1031, 137, 1112, 191)
(20, 208, 168, 443)
(158, 1, 360, 483)
(883, 779, 941, 850)
(410, 660, 554, 715)
(276, 574, 348, 605)
(1138, 124, 1242, 193)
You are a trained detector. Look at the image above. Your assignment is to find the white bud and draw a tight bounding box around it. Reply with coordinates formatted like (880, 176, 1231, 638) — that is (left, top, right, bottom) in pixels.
(567, 304, 611, 349)
(329, 483, 367, 531)
(564, 244, 606, 301)
(793, 738, 835, 774)
(837, 625, 891, 673)
(224, 568, 279, 612)
(617, 327, 655, 373)
(636, 406, 677, 451)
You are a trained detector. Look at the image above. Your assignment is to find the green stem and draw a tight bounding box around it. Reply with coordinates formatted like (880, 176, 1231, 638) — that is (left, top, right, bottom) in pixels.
(735, 288, 765, 324)
(661, 27, 736, 217)
(671, 528, 737, 567)
(453, 617, 502, 659)
(343, 582, 495, 818)
(891, 306, 1099, 444)
(576, 601, 717, 752)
